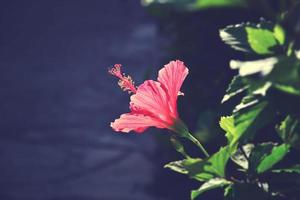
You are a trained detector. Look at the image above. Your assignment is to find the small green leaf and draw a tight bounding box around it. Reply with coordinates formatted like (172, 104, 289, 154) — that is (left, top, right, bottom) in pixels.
(164, 158, 201, 175)
(272, 164, 300, 173)
(222, 75, 248, 103)
(276, 116, 300, 149)
(249, 143, 290, 174)
(191, 178, 232, 200)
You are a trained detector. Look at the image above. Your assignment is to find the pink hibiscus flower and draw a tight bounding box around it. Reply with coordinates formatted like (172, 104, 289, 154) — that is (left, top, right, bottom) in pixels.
(109, 60, 189, 134)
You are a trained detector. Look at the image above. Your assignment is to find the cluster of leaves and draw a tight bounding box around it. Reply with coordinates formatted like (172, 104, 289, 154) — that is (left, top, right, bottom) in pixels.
(142, 0, 300, 19)
(164, 2, 300, 200)
(141, 0, 247, 11)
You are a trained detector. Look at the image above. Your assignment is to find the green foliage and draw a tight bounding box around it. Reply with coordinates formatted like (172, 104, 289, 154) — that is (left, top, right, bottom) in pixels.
(222, 75, 248, 103)
(194, 0, 247, 9)
(234, 101, 273, 143)
(141, 0, 247, 12)
(158, 2, 300, 199)
(220, 20, 285, 55)
(231, 143, 290, 174)
(191, 178, 232, 200)
(224, 183, 270, 200)
(170, 136, 191, 158)
(220, 99, 273, 149)
(165, 146, 230, 181)
(231, 143, 254, 170)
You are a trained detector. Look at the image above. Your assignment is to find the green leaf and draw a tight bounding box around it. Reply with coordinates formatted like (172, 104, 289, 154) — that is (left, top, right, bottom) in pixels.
(276, 116, 300, 149)
(170, 136, 190, 158)
(220, 101, 272, 150)
(256, 144, 290, 173)
(222, 75, 248, 103)
(220, 21, 285, 55)
(234, 101, 273, 144)
(142, 0, 247, 11)
(194, 0, 247, 9)
(191, 178, 232, 200)
(167, 146, 231, 181)
(249, 143, 290, 174)
(267, 56, 300, 95)
(273, 24, 285, 45)
(272, 164, 300, 173)
(230, 56, 300, 96)
(220, 116, 236, 145)
(273, 84, 300, 96)
(220, 23, 252, 53)
(164, 158, 201, 175)
(245, 27, 278, 55)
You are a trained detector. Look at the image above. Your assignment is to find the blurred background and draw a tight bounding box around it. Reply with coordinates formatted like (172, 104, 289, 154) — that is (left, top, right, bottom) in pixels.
(0, 0, 286, 199)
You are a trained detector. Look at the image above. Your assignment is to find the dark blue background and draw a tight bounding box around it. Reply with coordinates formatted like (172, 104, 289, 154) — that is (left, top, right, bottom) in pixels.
(0, 1, 258, 199)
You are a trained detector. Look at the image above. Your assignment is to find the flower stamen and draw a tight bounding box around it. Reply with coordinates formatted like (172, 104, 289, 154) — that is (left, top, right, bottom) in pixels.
(109, 64, 137, 94)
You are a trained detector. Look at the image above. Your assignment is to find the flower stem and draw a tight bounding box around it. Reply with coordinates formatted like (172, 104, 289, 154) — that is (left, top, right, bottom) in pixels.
(186, 132, 210, 158)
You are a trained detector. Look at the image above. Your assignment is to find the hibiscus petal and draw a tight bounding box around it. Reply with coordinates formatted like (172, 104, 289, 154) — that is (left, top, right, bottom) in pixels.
(130, 80, 173, 122)
(110, 113, 166, 133)
(157, 60, 189, 113)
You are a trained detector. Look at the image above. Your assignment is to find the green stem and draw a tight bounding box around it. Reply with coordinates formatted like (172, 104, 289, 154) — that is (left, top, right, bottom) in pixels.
(186, 133, 210, 158)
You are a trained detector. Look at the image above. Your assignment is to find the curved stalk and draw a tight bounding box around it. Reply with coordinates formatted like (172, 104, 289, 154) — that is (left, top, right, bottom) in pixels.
(186, 132, 210, 158)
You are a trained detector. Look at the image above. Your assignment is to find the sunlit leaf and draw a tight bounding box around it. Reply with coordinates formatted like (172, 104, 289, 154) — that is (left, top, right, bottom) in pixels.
(245, 27, 278, 54)
(164, 158, 201, 175)
(273, 24, 285, 45)
(220, 116, 236, 145)
(230, 57, 278, 77)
